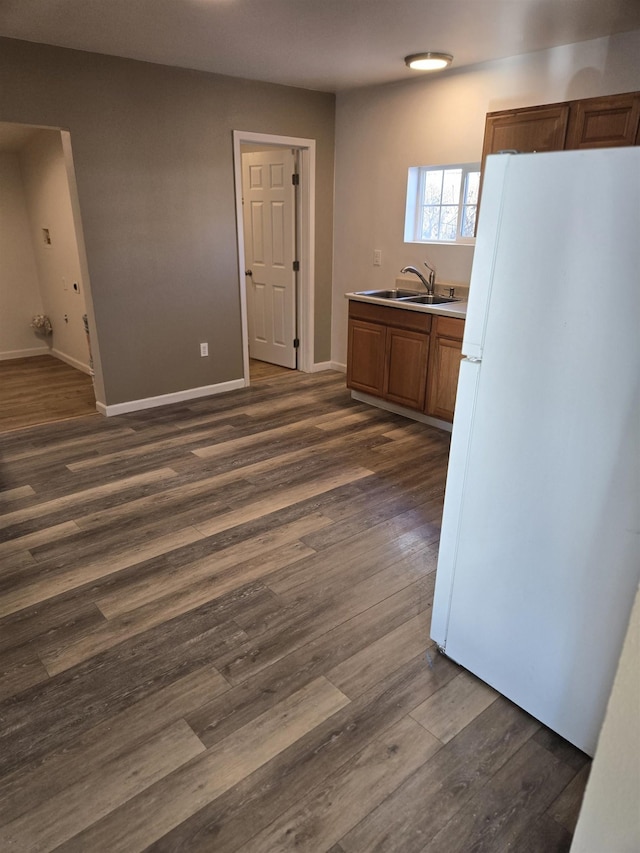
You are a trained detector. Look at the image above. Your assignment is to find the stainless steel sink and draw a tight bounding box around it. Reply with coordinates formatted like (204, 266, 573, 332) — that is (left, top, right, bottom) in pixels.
(353, 289, 421, 300)
(400, 294, 460, 305)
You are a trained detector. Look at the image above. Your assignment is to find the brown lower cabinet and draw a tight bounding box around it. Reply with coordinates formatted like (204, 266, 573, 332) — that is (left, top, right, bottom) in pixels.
(426, 316, 465, 422)
(346, 318, 387, 397)
(384, 325, 431, 410)
(347, 301, 431, 410)
(347, 300, 465, 423)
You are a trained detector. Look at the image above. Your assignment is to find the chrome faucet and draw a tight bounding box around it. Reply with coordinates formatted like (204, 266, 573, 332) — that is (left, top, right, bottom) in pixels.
(401, 259, 436, 295)
(423, 258, 436, 293)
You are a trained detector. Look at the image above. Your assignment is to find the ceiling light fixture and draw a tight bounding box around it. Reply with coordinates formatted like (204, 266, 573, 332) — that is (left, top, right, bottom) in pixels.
(405, 52, 453, 71)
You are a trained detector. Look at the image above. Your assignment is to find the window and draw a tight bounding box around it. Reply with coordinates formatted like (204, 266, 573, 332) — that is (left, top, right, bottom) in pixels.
(404, 163, 480, 244)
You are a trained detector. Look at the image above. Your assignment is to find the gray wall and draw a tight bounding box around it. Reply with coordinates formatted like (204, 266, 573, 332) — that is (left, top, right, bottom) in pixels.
(0, 38, 335, 405)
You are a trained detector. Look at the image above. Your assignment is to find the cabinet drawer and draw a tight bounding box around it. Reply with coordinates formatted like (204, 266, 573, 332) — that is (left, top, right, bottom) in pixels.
(348, 300, 431, 334)
(434, 315, 465, 340)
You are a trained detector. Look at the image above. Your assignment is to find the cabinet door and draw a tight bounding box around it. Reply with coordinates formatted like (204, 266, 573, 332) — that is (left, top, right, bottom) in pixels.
(426, 334, 463, 422)
(384, 327, 430, 410)
(565, 93, 640, 149)
(481, 104, 570, 163)
(477, 104, 570, 233)
(347, 319, 386, 397)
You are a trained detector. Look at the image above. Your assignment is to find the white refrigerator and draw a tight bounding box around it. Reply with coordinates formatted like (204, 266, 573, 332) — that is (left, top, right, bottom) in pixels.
(431, 147, 640, 757)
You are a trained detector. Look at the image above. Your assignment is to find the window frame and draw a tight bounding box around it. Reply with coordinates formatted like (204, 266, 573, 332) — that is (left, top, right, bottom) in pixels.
(404, 162, 480, 246)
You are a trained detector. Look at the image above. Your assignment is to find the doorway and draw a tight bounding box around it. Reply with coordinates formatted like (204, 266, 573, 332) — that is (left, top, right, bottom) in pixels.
(242, 146, 297, 370)
(0, 121, 103, 429)
(233, 131, 316, 384)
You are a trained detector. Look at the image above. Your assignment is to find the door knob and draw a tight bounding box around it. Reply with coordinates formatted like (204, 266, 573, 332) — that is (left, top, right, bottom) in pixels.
(245, 270, 253, 276)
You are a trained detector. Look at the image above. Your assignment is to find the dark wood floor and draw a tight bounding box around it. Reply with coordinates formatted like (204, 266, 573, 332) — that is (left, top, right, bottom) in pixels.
(0, 355, 97, 432)
(0, 369, 589, 851)
(249, 358, 295, 381)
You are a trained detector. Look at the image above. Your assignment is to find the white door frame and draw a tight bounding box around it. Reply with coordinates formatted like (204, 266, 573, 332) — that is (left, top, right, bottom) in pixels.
(233, 130, 316, 382)
(60, 130, 106, 407)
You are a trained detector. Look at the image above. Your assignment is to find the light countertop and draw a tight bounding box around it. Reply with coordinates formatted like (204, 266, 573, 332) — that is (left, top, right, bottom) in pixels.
(345, 290, 467, 319)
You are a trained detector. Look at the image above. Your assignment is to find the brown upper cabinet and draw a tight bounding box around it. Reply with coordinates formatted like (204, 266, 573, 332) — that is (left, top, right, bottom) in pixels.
(481, 104, 570, 161)
(481, 90, 640, 171)
(477, 91, 640, 231)
(565, 92, 640, 149)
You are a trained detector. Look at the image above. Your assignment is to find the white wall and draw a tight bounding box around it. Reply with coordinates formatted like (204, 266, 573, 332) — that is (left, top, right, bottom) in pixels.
(570, 583, 640, 852)
(20, 130, 91, 372)
(331, 29, 640, 366)
(0, 150, 48, 359)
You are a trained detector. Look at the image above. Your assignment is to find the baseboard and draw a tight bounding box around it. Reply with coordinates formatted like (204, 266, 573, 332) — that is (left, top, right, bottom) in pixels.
(99, 378, 246, 417)
(322, 361, 346, 373)
(351, 390, 452, 433)
(0, 346, 50, 361)
(51, 349, 92, 375)
(310, 360, 343, 373)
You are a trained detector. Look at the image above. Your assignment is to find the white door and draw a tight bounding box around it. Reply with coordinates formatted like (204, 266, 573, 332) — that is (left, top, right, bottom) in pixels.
(242, 149, 297, 368)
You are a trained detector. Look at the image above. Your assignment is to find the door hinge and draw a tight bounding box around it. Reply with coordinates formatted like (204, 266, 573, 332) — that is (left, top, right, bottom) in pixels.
(292, 173, 300, 186)
(293, 260, 300, 272)
(293, 338, 300, 349)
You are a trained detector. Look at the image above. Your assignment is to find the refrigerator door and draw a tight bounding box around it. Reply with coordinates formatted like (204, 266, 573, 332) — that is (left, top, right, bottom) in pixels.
(432, 147, 640, 756)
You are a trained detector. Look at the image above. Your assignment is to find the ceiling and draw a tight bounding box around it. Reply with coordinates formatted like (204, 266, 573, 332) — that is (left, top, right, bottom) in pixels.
(1, 0, 639, 93)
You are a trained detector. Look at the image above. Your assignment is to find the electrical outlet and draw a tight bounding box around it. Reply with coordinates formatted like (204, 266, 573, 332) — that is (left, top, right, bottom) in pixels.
(200, 342, 209, 357)
(373, 249, 382, 266)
